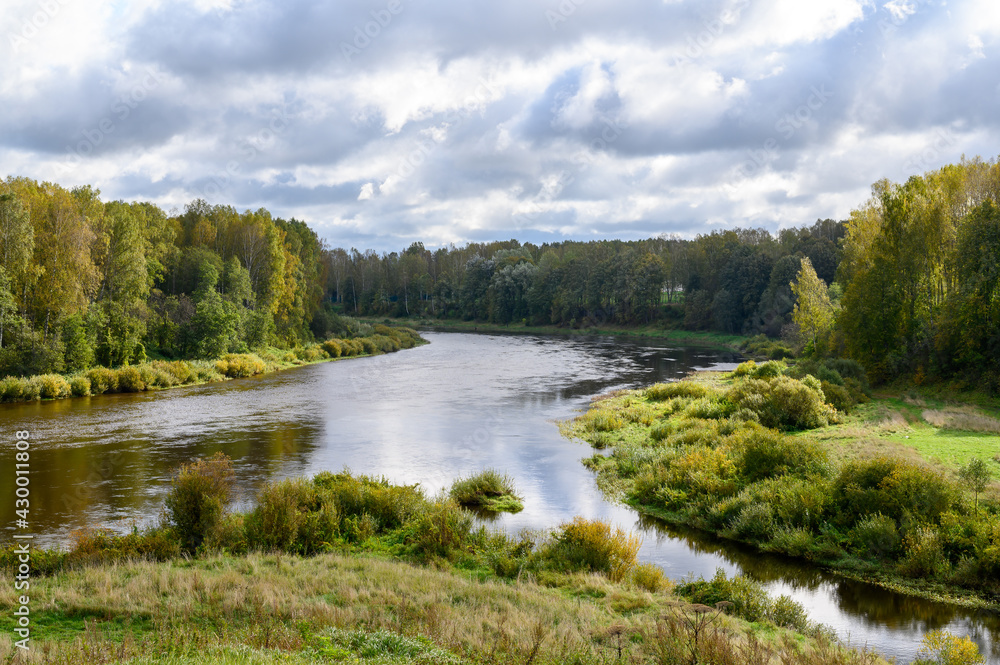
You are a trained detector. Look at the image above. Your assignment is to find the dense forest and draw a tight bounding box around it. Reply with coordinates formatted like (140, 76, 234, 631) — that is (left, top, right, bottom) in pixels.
(2, 156, 998, 389)
(0, 177, 333, 378)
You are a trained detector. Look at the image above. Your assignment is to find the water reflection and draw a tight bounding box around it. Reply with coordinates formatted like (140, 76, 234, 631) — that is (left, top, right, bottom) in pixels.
(0, 331, 996, 663)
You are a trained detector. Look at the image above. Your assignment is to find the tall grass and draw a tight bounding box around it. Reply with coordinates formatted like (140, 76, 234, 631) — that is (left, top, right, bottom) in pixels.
(450, 470, 523, 513)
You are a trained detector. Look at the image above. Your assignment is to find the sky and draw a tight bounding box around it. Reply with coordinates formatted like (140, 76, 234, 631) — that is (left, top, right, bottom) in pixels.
(2, 0, 999, 252)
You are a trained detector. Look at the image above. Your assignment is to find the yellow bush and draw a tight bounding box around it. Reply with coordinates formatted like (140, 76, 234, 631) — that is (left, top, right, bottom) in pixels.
(918, 630, 984, 665)
(550, 517, 641, 582)
(35, 374, 71, 399)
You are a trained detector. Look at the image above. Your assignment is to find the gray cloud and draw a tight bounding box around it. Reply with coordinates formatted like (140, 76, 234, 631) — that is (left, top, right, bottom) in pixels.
(0, 0, 998, 252)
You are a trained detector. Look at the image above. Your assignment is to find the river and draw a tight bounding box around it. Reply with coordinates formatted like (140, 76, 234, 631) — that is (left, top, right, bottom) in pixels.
(1, 331, 997, 663)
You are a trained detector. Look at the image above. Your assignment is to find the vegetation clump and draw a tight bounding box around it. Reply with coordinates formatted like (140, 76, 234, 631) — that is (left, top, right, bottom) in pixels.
(449, 469, 524, 513)
(567, 368, 1000, 606)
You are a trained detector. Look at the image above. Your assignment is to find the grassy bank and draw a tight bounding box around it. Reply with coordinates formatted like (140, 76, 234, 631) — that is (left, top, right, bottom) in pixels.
(378, 316, 750, 350)
(563, 361, 1000, 611)
(0, 324, 425, 405)
(0, 458, 895, 664)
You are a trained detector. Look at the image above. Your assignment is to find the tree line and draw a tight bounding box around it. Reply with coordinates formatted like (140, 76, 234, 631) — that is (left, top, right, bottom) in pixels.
(0, 177, 328, 377)
(3, 155, 998, 389)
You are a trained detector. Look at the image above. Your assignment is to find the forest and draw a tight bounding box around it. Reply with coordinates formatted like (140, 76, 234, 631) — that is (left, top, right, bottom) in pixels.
(1, 156, 998, 390)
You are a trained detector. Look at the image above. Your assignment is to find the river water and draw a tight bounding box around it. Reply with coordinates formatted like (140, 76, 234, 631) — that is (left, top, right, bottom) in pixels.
(1, 331, 997, 662)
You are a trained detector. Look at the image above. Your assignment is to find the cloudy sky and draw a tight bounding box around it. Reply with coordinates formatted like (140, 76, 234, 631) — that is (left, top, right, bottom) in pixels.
(2, 0, 998, 251)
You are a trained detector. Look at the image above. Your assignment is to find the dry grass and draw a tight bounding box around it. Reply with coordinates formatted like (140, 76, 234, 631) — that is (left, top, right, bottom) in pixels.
(0, 551, 892, 664)
(922, 407, 1000, 433)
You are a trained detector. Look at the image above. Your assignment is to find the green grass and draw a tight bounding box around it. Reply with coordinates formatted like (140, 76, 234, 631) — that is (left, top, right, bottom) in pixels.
(449, 469, 524, 514)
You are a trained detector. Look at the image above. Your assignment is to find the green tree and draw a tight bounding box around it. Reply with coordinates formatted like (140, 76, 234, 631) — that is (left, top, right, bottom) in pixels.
(958, 458, 993, 518)
(790, 257, 834, 354)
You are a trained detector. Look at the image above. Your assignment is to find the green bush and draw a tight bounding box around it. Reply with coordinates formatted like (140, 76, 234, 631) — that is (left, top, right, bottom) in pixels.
(116, 366, 146, 392)
(850, 513, 902, 559)
(899, 526, 950, 578)
(314, 471, 424, 534)
(729, 502, 775, 541)
(164, 452, 235, 552)
(730, 427, 829, 482)
(404, 499, 474, 561)
(204, 513, 248, 554)
(732, 360, 757, 377)
(832, 456, 957, 526)
(727, 375, 834, 430)
(33, 373, 70, 399)
(85, 367, 118, 394)
(157, 360, 195, 384)
(20, 377, 41, 400)
(450, 469, 523, 513)
(821, 380, 855, 413)
(645, 381, 712, 401)
(750, 360, 786, 379)
(681, 397, 734, 420)
(245, 478, 339, 554)
(69, 376, 91, 397)
(66, 526, 180, 566)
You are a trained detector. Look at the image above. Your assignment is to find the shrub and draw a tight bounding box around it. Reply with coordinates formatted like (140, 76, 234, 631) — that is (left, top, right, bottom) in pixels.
(359, 338, 377, 355)
(35, 374, 70, 399)
(821, 380, 854, 413)
(322, 339, 343, 358)
(632, 562, 670, 592)
(916, 630, 985, 665)
(216, 353, 266, 378)
(833, 456, 956, 526)
(314, 471, 424, 534)
(164, 452, 235, 552)
(245, 478, 339, 554)
(116, 366, 146, 392)
(729, 502, 775, 541)
(727, 375, 834, 430)
(677, 568, 773, 624)
(682, 397, 733, 420)
(730, 427, 829, 482)
(85, 367, 118, 394)
(731, 360, 757, 377)
(544, 517, 641, 582)
(404, 499, 474, 560)
(0, 376, 26, 401)
(204, 513, 248, 554)
(899, 527, 950, 578)
(850, 513, 902, 560)
(450, 469, 523, 513)
(67, 527, 180, 566)
(645, 381, 712, 401)
(20, 377, 41, 400)
(69, 376, 91, 397)
(158, 360, 195, 384)
(750, 360, 786, 379)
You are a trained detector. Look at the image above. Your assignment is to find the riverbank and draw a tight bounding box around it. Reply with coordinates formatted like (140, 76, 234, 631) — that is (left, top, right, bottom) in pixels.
(366, 316, 749, 351)
(0, 463, 892, 664)
(0, 324, 426, 405)
(563, 363, 1000, 612)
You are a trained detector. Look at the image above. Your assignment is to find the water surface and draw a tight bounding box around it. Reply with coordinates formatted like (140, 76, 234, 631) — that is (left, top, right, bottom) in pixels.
(1, 332, 997, 662)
